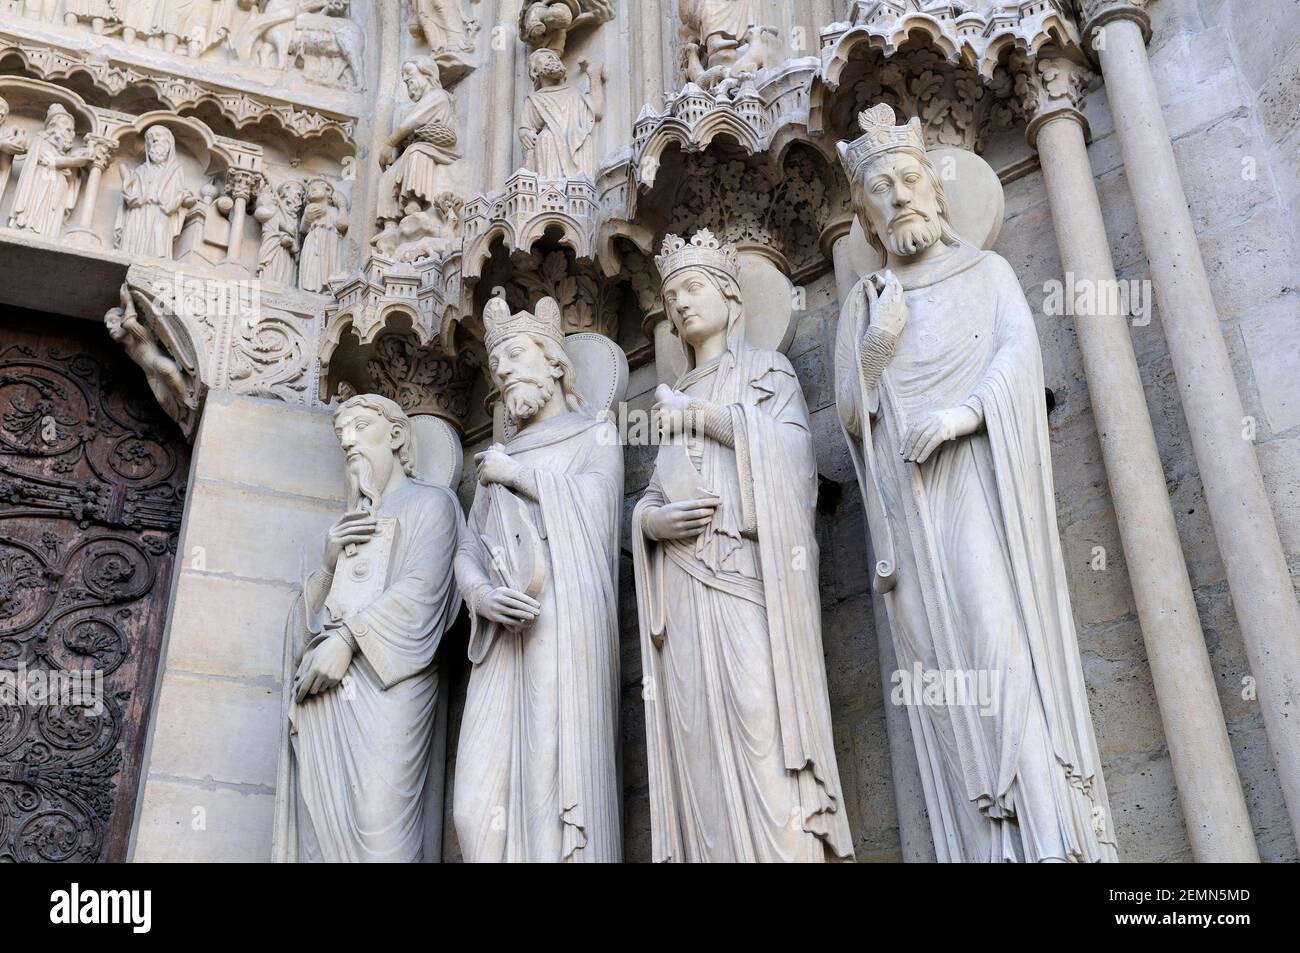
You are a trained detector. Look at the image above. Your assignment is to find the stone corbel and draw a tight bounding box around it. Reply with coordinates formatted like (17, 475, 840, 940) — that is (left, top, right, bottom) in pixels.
(103, 273, 209, 441)
(106, 264, 320, 440)
(320, 298, 480, 433)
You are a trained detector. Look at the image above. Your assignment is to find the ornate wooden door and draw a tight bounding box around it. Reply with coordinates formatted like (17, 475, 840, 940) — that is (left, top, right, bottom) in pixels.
(0, 311, 190, 862)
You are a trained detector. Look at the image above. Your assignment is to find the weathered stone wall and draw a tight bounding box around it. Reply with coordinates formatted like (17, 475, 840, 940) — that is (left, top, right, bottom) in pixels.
(131, 392, 344, 862)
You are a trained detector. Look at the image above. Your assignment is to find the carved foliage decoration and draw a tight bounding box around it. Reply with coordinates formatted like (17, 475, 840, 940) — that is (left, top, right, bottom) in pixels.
(503, 247, 623, 340)
(0, 322, 189, 863)
(365, 333, 478, 424)
(833, 40, 1023, 153)
(664, 146, 834, 281)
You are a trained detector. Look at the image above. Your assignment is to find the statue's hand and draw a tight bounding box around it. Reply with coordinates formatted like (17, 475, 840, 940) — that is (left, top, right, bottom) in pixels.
(479, 586, 541, 627)
(644, 498, 721, 541)
(293, 633, 353, 702)
(324, 510, 377, 569)
(476, 445, 522, 488)
(867, 270, 908, 338)
(900, 405, 981, 464)
(653, 384, 692, 439)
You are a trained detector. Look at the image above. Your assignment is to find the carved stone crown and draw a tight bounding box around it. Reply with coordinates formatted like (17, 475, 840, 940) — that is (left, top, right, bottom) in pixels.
(655, 229, 740, 284)
(484, 296, 564, 353)
(838, 103, 926, 179)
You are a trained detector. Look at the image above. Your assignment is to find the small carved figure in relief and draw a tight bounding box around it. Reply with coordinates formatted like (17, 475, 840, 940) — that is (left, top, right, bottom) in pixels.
(408, 0, 474, 52)
(678, 0, 778, 93)
(453, 297, 623, 863)
(255, 178, 307, 285)
(240, 0, 366, 87)
(104, 283, 201, 433)
(376, 57, 460, 227)
(298, 176, 348, 293)
(519, 50, 605, 180)
(0, 96, 29, 208)
(115, 125, 196, 259)
(631, 230, 854, 862)
(8, 104, 94, 240)
(276, 394, 464, 863)
(370, 191, 462, 263)
(518, 0, 613, 55)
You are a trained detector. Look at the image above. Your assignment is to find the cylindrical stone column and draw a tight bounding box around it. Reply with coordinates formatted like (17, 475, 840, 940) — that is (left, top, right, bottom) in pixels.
(1087, 0, 1300, 840)
(1031, 86, 1258, 861)
(638, 0, 665, 111)
(490, 0, 524, 185)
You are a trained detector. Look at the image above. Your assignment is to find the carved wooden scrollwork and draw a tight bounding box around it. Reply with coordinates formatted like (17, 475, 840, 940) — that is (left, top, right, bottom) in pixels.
(0, 319, 189, 863)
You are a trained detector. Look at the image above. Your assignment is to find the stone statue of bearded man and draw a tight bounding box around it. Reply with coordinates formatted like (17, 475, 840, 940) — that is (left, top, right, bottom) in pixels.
(275, 394, 464, 863)
(835, 103, 1118, 863)
(453, 297, 623, 863)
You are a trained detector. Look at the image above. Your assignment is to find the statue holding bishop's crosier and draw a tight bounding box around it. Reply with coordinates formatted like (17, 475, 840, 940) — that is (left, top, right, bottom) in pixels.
(453, 297, 623, 863)
(835, 104, 1117, 862)
(275, 394, 464, 862)
(632, 230, 854, 863)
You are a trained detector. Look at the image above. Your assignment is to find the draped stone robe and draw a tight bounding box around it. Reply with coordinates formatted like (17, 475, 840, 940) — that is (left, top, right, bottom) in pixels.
(115, 155, 188, 258)
(633, 336, 855, 863)
(8, 130, 82, 239)
(257, 192, 300, 286)
(378, 88, 460, 223)
(839, 243, 1118, 863)
(694, 0, 760, 42)
(275, 480, 464, 863)
(453, 411, 623, 862)
(521, 83, 596, 180)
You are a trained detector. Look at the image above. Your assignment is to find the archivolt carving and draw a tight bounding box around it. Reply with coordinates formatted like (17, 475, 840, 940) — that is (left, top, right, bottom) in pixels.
(812, 0, 1086, 149)
(0, 38, 357, 146)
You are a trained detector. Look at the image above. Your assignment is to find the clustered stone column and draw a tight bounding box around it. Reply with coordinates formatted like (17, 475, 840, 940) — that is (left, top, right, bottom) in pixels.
(1025, 56, 1257, 862)
(1083, 0, 1300, 840)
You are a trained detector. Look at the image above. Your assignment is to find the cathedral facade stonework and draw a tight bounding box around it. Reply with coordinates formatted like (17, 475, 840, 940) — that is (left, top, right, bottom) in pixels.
(0, 0, 1296, 864)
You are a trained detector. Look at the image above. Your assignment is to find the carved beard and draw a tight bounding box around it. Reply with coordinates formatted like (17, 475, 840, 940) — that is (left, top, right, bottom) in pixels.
(885, 212, 944, 257)
(344, 452, 382, 512)
(503, 375, 558, 424)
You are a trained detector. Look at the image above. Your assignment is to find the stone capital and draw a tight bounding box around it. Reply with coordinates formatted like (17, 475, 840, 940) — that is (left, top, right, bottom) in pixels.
(1079, 0, 1153, 54)
(1021, 56, 1094, 150)
(225, 168, 263, 204)
(84, 134, 119, 171)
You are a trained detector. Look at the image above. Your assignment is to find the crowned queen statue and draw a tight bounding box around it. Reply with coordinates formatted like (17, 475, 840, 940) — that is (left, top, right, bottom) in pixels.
(632, 230, 854, 863)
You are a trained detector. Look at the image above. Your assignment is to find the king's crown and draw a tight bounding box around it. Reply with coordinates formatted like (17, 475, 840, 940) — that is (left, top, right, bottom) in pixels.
(484, 296, 564, 354)
(838, 103, 927, 179)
